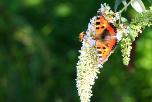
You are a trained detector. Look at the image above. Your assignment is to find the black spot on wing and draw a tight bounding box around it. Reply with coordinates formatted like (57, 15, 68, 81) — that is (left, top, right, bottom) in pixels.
(96, 27, 99, 29)
(103, 47, 106, 49)
(99, 56, 102, 58)
(97, 51, 102, 54)
(96, 22, 100, 25)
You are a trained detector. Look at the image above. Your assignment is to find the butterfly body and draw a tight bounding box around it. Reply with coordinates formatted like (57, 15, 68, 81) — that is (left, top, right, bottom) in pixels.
(95, 12, 118, 64)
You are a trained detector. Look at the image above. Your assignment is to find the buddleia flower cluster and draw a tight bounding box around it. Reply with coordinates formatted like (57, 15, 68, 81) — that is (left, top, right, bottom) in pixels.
(76, 3, 129, 102)
(76, 16, 101, 102)
(121, 6, 152, 65)
(130, 7, 152, 37)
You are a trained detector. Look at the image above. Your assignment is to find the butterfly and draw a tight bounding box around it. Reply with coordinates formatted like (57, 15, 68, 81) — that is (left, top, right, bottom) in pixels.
(79, 12, 118, 64)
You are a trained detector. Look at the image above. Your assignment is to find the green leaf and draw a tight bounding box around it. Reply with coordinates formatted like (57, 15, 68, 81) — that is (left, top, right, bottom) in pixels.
(121, 17, 129, 26)
(122, 0, 127, 11)
(121, 17, 135, 42)
(128, 28, 135, 42)
(114, 0, 122, 12)
(148, 0, 152, 5)
(131, 0, 146, 13)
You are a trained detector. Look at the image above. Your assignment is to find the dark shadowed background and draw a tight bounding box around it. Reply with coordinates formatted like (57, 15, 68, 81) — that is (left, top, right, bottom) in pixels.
(0, 0, 152, 102)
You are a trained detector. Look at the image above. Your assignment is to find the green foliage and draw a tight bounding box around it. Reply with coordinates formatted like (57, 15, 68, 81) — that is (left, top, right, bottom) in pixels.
(114, 0, 122, 12)
(148, 0, 152, 5)
(121, 17, 135, 41)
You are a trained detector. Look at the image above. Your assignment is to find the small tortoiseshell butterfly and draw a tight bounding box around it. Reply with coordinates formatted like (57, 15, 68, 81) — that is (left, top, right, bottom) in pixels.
(79, 12, 118, 64)
(95, 12, 118, 64)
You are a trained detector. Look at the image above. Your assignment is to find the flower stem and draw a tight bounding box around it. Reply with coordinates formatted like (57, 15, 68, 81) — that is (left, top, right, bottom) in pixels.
(119, 0, 135, 23)
(120, 0, 134, 14)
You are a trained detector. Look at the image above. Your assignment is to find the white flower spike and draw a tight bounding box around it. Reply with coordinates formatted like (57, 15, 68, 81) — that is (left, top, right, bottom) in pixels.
(76, 4, 129, 102)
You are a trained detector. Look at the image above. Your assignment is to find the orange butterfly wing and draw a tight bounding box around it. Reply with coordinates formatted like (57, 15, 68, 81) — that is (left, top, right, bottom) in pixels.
(95, 12, 118, 64)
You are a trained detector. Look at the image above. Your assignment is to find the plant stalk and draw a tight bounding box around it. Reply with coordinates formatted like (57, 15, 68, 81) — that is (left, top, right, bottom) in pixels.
(120, 0, 135, 13)
(119, 0, 135, 23)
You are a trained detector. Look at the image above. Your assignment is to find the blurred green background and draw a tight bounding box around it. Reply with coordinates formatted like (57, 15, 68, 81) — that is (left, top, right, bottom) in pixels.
(0, 0, 152, 102)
